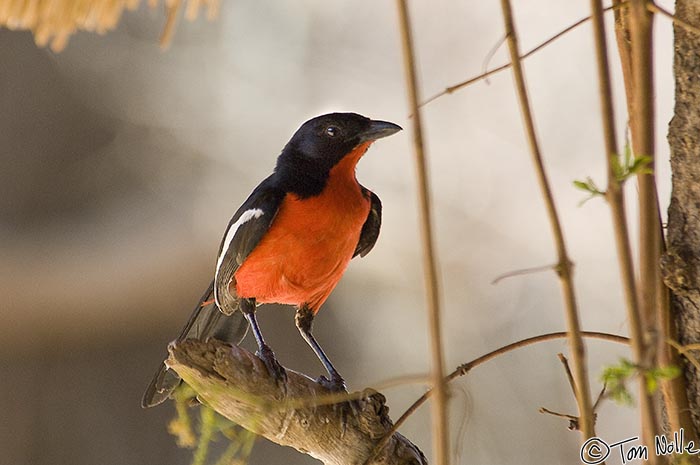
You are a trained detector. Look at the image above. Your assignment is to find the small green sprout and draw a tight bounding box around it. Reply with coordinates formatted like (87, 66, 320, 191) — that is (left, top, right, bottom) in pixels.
(612, 144, 653, 182)
(601, 358, 680, 406)
(601, 358, 637, 406)
(645, 365, 681, 394)
(573, 177, 605, 205)
(573, 144, 653, 205)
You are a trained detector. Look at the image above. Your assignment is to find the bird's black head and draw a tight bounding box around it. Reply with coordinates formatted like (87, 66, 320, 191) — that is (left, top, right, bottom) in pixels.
(275, 113, 401, 197)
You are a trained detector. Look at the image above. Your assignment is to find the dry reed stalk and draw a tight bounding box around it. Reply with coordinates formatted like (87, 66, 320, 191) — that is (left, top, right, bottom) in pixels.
(0, 0, 219, 51)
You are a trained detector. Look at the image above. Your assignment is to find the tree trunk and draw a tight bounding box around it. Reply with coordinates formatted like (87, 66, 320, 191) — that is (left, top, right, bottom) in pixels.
(664, 0, 700, 438)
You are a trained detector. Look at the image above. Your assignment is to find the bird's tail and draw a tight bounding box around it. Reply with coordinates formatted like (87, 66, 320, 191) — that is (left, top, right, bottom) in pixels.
(141, 280, 248, 408)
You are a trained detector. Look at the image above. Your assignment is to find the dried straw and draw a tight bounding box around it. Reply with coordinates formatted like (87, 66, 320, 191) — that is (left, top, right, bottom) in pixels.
(0, 0, 219, 52)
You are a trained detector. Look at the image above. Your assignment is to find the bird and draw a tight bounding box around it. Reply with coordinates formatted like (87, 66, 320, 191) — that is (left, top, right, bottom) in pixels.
(142, 112, 402, 408)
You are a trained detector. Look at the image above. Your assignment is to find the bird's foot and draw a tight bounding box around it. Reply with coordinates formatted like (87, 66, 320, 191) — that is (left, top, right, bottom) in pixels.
(256, 345, 287, 386)
(316, 375, 358, 436)
(316, 374, 347, 392)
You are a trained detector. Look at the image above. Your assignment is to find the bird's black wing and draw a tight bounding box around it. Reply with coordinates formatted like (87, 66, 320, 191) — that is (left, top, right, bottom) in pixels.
(213, 175, 285, 314)
(142, 175, 284, 408)
(354, 190, 382, 258)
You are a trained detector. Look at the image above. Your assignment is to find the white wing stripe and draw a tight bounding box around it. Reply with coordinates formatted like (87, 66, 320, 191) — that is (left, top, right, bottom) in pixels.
(215, 208, 265, 275)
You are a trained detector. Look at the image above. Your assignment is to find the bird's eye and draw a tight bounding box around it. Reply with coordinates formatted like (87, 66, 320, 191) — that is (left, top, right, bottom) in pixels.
(325, 126, 339, 137)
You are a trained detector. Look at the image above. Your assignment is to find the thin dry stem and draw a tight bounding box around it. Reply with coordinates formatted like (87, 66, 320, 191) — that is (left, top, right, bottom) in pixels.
(671, 342, 700, 353)
(629, 0, 659, 360)
(542, 361, 609, 432)
(539, 407, 578, 422)
(539, 407, 579, 425)
(421, 5, 620, 108)
(366, 331, 628, 462)
(668, 340, 700, 371)
(558, 353, 578, 397)
(649, 2, 700, 35)
(593, 384, 608, 412)
(590, 0, 665, 449)
(668, 340, 700, 373)
(612, 0, 663, 454)
(491, 263, 557, 284)
(498, 0, 596, 442)
(395, 2, 449, 465)
(637, 4, 698, 439)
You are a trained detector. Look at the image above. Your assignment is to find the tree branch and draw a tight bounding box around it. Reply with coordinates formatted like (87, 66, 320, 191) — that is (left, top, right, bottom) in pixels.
(167, 339, 426, 465)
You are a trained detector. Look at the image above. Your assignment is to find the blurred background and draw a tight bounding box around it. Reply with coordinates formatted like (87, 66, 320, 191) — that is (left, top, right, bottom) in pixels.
(0, 1, 678, 464)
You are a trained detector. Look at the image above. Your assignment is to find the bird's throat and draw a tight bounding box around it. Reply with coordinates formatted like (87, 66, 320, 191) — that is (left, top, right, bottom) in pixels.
(327, 141, 372, 188)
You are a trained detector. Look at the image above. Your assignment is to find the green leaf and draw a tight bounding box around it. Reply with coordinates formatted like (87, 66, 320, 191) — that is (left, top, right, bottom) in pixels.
(645, 365, 681, 394)
(573, 177, 603, 195)
(573, 177, 605, 205)
(657, 364, 682, 379)
(629, 155, 653, 175)
(612, 144, 653, 182)
(573, 180, 590, 190)
(600, 358, 638, 406)
(646, 375, 658, 394)
(576, 145, 653, 206)
(601, 360, 682, 403)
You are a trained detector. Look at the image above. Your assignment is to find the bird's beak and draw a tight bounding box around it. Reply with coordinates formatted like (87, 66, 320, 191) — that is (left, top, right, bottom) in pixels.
(358, 120, 403, 143)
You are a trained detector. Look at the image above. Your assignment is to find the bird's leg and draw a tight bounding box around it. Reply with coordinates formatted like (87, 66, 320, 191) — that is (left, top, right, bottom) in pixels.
(295, 305, 346, 392)
(296, 305, 359, 435)
(239, 298, 286, 383)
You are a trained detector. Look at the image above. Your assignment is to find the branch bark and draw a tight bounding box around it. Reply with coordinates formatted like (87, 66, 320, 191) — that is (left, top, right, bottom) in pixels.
(166, 339, 426, 465)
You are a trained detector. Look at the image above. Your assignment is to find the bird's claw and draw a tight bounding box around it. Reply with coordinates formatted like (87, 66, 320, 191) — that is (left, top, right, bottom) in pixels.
(256, 345, 287, 386)
(335, 399, 360, 437)
(316, 374, 347, 392)
(316, 375, 358, 436)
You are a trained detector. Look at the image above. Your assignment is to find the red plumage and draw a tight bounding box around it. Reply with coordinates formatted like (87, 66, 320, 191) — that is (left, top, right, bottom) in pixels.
(234, 142, 372, 313)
